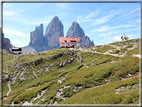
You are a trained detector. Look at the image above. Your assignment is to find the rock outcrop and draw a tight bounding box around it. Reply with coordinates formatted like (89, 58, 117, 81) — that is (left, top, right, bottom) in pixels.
(66, 21, 94, 47)
(44, 16, 64, 48)
(0, 27, 13, 52)
(29, 24, 44, 47)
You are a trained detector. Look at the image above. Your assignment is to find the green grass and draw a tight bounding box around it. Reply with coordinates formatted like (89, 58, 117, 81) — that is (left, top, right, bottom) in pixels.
(93, 45, 115, 53)
(60, 75, 139, 104)
(2, 38, 140, 105)
(110, 57, 139, 82)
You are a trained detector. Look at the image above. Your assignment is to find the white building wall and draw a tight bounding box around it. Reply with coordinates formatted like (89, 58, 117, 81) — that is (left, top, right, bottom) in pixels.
(76, 43, 80, 47)
(60, 43, 66, 47)
(60, 42, 80, 48)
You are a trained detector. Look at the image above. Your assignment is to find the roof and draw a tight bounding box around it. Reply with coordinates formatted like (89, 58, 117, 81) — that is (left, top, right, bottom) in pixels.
(12, 48, 21, 49)
(60, 37, 80, 43)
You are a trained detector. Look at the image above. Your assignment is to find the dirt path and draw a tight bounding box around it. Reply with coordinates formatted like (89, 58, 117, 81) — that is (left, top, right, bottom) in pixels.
(109, 45, 121, 50)
(4, 66, 12, 99)
(132, 54, 141, 58)
(127, 44, 137, 50)
(78, 45, 140, 58)
(78, 44, 139, 58)
(4, 81, 11, 100)
(7, 81, 11, 97)
(109, 44, 140, 58)
(91, 50, 127, 57)
(78, 48, 127, 57)
(31, 66, 39, 80)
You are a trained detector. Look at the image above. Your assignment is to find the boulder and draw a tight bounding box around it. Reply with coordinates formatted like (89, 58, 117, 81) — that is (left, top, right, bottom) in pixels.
(59, 62, 63, 67)
(68, 58, 74, 64)
(68, 50, 74, 55)
(63, 60, 67, 67)
(5, 75, 9, 81)
(50, 63, 55, 67)
(33, 61, 37, 65)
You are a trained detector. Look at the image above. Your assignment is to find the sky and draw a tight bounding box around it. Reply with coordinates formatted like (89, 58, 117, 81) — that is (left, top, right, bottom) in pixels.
(3, 2, 140, 47)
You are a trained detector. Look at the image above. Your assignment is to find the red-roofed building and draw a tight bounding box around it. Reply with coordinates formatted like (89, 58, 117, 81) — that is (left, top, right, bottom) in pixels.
(59, 37, 80, 48)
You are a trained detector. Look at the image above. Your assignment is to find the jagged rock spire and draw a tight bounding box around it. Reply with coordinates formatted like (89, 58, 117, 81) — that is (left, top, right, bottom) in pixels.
(44, 16, 64, 48)
(66, 21, 85, 37)
(29, 23, 44, 46)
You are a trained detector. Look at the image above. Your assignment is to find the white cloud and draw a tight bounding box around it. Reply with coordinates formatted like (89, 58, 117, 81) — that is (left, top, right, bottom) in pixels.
(44, 16, 55, 20)
(135, 19, 140, 22)
(113, 36, 122, 41)
(78, 7, 124, 25)
(110, 8, 140, 22)
(84, 10, 99, 21)
(109, 33, 139, 43)
(25, 42, 29, 46)
(124, 28, 139, 32)
(12, 39, 22, 47)
(58, 13, 68, 17)
(99, 31, 120, 37)
(104, 36, 110, 39)
(127, 34, 138, 38)
(40, 20, 51, 25)
(3, 10, 22, 17)
(3, 11, 16, 16)
(3, 3, 12, 9)
(18, 18, 50, 25)
(30, 4, 42, 10)
(3, 29, 29, 37)
(77, 10, 99, 23)
(92, 26, 110, 32)
(77, 8, 122, 25)
(128, 19, 140, 23)
(92, 15, 112, 25)
(44, 13, 68, 20)
(92, 24, 136, 32)
(55, 3, 69, 9)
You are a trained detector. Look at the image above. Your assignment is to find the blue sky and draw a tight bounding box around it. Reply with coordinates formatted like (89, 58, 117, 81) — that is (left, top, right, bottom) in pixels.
(3, 2, 140, 47)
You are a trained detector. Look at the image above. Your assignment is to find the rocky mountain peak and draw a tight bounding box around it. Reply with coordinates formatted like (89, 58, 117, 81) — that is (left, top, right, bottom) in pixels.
(66, 21, 85, 37)
(0, 27, 13, 52)
(29, 23, 44, 47)
(35, 23, 43, 35)
(72, 21, 79, 27)
(52, 16, 59, 21)
(44, 16, 64, 48)
(66, 21, 94, 47)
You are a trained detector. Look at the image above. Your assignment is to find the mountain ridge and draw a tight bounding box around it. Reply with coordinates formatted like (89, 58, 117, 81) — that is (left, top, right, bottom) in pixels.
(2, 16, 94, 53)
(0, 27, 13, 52)
(66, 21, 95, 47)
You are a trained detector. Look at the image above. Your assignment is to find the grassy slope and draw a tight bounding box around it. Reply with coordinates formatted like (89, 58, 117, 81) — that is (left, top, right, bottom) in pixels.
(61, 75, 139, 104)
(2, 38, 140, 104)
